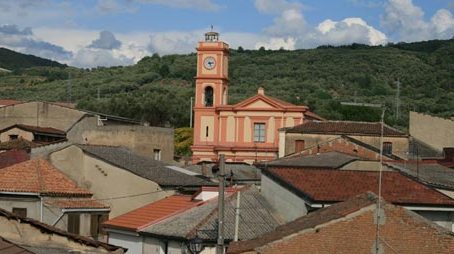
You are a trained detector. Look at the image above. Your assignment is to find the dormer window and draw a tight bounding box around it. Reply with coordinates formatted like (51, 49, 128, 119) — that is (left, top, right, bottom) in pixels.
(204, 86, 213, 107)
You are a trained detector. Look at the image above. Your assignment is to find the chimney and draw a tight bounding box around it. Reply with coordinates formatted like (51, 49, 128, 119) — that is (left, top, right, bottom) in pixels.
(258, 87, 265, 95)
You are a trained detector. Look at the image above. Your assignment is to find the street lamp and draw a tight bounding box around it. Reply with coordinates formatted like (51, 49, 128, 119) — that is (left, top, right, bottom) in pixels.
(188, 235, 204, 254)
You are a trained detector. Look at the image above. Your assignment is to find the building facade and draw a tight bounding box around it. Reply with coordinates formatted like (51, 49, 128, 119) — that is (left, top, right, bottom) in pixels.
(192, 32, 321, 164)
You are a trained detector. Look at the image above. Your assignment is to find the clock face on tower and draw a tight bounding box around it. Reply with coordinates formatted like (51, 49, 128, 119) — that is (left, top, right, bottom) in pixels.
(203, 57, 216, 70)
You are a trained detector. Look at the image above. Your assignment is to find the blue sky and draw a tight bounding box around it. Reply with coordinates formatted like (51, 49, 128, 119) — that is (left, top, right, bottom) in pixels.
(0, 0, 453, 67)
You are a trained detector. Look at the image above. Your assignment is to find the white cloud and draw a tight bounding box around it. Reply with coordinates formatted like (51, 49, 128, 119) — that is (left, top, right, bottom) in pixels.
(70, 48, 133, 68)
(381, 0, 454, 41)
(265, 9, 308, 37)
(89, 31, 122, 49)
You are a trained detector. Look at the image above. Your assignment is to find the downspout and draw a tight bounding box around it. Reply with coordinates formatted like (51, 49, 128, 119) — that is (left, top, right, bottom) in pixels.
(40, 195, 43, 222)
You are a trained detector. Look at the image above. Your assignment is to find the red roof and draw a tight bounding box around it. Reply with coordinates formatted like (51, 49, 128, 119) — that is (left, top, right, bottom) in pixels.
(285, 120, 406, 136)
(0, 150, 29, 169)
(103, 195, 203, 231)
(0, 99, 20, 107)
(265, 168, 454, 206)
(0, 159, 92, 196)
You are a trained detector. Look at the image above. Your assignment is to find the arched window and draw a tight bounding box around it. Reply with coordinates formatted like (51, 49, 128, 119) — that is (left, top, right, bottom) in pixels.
(204, 86, 213, 107)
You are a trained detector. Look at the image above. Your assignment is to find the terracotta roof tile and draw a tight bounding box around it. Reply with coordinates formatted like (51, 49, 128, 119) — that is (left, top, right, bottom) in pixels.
(0, 236, 36, 254)
(0, 150, 29, 169)
(0, 99, 20, 107)
(44, 198, 109, 209)
(264, 168, 454, 206)
(284, 120, 406, 136)
(0, 159, 92, 196)
(103, 195, 202, 231)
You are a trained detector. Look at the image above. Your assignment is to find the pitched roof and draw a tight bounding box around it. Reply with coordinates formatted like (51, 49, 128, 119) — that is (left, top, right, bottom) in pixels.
(78, 145, 214, 187)
(0, 236, 36, 254)
(283, 120, 407, 137)
(0, 149, 29, 169)
(263, 151, 359, 168)
(142, 186, 284, 242)
(103, 195, 202, 231)
(227, 192, 377, 253)
(185, 162, 261, 182)
(0, 159, 92, 196)
(263, 168, 454, 206)
(227, 192, 454, 254)
(0, 124, 66, 136)
(44, 198, 109, 209)
(386, 161, 454, 191)
(0, 208, 125, 253)
(0, 99, 20, 107)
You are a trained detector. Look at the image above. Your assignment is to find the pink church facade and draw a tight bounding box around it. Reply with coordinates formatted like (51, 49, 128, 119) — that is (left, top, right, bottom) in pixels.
(191, 32, 323, 164)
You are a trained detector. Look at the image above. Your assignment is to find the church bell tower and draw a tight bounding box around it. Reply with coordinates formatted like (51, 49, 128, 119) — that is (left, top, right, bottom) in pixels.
(191, 31, 229, 163)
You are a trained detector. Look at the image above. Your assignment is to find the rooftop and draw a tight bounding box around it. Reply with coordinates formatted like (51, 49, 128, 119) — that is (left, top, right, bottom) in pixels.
(386, 161, 454, 191)
(0, 124, 66, 136)
(227, 192, 454, 254)
(264, 168, 454, 206)
(103, 195, 203, 231)
(0, 236, 35, 254)
(283, 120, 407, 137)
(142, 186, 284, 242)
(0, 149, 29, 169)
(185, 162, 261, 182)
(0, 159, 92, 197)
(263, 151, 359, 168)
(78, 145, 214, 187)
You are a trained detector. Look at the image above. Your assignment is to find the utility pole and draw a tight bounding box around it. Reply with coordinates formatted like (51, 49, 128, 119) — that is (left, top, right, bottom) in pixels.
(97, 87, 101, 100)
(395, 79, 400, 121)
(233, 191, 241, 242)
(190, 97, 194, 128)
(216, 154, 226, 254)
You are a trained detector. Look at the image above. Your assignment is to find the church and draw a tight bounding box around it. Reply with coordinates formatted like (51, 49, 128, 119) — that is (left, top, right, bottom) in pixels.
(191, 31, 323, 164)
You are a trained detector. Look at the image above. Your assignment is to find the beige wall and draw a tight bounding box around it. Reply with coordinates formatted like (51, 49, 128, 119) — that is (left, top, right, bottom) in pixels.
(0, 102, 86, 131)
(409, 111, 454, 151)
(0, 128, 34, 142)
(68, 116, 174, 162)
(50, 145, 173, 218)
(284, 133, 409, 158)
(341, 160, 390, 171)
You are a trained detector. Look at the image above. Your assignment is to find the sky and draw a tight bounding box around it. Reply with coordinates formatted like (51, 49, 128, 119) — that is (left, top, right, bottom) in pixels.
(0, 0, 453, 68)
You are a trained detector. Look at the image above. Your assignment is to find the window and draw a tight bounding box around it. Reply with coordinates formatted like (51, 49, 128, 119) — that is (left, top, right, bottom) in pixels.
(68, 213, 80, 234)
(295, 140, 305, 153)
(12, 208, 27, 217)
(254, 123, 266, 142)
(153, 149, 161, 161)
(204, 86, 213, 107)
(9, 134, 18, 140)
(383, 142, 393, 155)
(206, 126, 209, 137)
(90, 214, 109, 238)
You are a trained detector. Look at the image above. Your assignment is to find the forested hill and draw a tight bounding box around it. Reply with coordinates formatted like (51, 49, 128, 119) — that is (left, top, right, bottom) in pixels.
(0, 39, 453, 129)
(0, 47, 66, 70)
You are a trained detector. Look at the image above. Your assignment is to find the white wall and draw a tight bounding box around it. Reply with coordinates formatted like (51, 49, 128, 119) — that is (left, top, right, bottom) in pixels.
(261, 174, 308, 222)
(109, 232, 143, 254)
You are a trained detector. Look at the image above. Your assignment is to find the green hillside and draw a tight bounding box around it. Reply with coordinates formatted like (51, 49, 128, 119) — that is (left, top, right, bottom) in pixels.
(0, 47, 66, 70)
(0, 39, 453, 129)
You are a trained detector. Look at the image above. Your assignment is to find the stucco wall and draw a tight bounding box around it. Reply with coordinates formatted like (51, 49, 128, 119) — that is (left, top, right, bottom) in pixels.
(0, 102, 86, 131)
(261, 174, 307, 222)
(109, 232, 143, 254)
(50, 145, 173, 218)
(284, 133, 409, 158)
(0, 128, 34, 142)
(409, 111, 454, 151)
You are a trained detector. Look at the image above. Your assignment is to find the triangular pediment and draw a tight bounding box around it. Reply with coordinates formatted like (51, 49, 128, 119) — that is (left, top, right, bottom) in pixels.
(233, 95, 284, 110)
